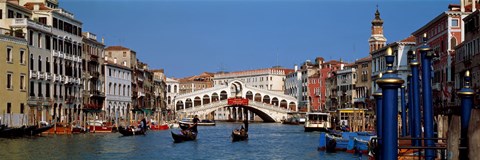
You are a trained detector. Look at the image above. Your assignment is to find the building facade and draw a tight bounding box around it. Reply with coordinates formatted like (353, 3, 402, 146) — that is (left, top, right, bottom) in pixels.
(454, 9, 480, 105)
(214, 67, 293, 93)
(166, 77, 179, 111)
(353, 56, 372, 109)
(336, 63, 357, 109)
(412, 3, 472, 108)
(0, 30, 29, 127)
(104, 61, 131, 125)
(82, 32, 105, 123)
(179, 72, 214, 94)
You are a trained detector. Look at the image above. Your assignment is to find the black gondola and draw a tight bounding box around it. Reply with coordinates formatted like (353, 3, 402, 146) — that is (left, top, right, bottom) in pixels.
(179, 122, 190, 130)
(118, 126, 146, 136)
(171, 131, 197, 143)
(0, 126, 25, 138)
(30, 125, 54, 136)
(23, 126, 37, 136)
(231, 130, 248, 142)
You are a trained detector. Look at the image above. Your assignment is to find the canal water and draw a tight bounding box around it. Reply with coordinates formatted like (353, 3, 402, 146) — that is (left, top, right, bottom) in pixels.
(0, 123, 366, 160)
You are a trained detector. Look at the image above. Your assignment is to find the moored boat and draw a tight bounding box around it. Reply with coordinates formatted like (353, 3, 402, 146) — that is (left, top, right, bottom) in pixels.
(304, 112, 331, 132)
(281, 117, 300, 125)
(179, 118, 216, 126)
(150, 124, 169, 130)
(171, 131, 197, 143)
(318, 132, 374, 154)
(31, 125, 54, 135)
(118, 126, 146, 136)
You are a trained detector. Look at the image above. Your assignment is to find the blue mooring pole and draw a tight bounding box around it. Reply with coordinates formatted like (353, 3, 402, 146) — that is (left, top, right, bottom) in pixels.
(458, 70, 474, 160)
(409, 49, 421, 146)
(407, 74, 413, 137)
(419, 33, 435, 160)
(401, 85, 406, 137)
(373, 77, 383, 160)
(377, 47, 404, 160)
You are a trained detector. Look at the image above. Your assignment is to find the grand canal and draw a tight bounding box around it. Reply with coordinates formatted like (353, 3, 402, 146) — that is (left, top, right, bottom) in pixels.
(0, 123, 365, 159)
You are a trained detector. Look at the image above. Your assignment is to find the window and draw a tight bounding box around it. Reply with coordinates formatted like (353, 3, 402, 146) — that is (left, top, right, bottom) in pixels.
(16, 12, 22, 18)
(39, 17, 47, 25)
(452, 19, 459, 27)
(30, 81, 34, 96)
(7, 73, 12, 89)
(38, 56, 42, 72)
(20, 50, 25, 64)
(7, 103, 11, 113)
(0, 9, 2, 19)
(123, 52, 126, 57)
(53, 18, 58, 28)
(46, 35, 51, 50)
(59, 20, 63, 30)
(20, 75, 25, 90)
(38, 33, 42, 48)
(46, 58, 50, 73)
(7, 47, 12, 62)
(46, 83, 50, 97)
(8, 10, 14, 18)
(20, 103, 25, 114)
(38, 82, 42, 96)
(108, 52, 112, 57)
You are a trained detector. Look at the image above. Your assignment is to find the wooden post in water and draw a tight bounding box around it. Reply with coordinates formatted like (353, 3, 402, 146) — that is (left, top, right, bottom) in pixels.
(468, 109, 480, 160)
(447, 115, 460, 160)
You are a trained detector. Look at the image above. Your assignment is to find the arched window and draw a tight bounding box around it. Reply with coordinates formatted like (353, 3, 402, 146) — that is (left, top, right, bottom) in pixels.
(123, 85, 126, 96)
(38, 56, 42, 72)
(109, 83, 112, 94)
(113, 83, 117, 95)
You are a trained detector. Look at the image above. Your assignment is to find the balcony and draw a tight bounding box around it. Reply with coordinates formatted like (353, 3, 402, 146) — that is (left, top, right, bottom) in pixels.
(45, 73, 52, 80)
(90, 71, 100, 79)
(65, 96, 76, 104)
(30, 70, 38, 79)
(59, 75, 64, 82)
(10, 18, 52, 33)
(38, 71, 45, 79)
(27, 97, 38, 105)
(354, 97, 366, 103)
(90, 90, 105, 98)
(52, 50, 60, 57)
(138, 92, 146, 98)
(54, 74, 61, 82)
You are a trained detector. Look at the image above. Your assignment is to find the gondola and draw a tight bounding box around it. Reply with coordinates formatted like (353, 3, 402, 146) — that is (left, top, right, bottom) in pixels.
(118, 126, 146, 136)
(30, 125, 54, 136)
(179, 122, 190, 130)
(171, 130, 197, 143)
(23, 126, 37, 136)
(0, 126, 25, 138)
(231, 130, 248, 142)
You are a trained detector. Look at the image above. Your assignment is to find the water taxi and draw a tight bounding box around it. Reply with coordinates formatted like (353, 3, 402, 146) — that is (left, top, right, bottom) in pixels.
(304, 112, 331, 132)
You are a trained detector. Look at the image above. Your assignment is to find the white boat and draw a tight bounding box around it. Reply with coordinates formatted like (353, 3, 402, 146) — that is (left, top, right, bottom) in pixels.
(304, 112, 331, 132)
(179, 118, 216, 126)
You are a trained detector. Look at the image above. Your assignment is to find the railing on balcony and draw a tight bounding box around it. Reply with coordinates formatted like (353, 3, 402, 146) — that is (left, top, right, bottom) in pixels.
(30, 70, 38, 79)
(11, 18, 52, 33)
(65, 96, 76, 104)
(38, 71, 45, 79)
(45, 73, 52, 80)
(90, 90, 105, 97)
(89, 71, 100, 79)
(354, 97, 366, 103)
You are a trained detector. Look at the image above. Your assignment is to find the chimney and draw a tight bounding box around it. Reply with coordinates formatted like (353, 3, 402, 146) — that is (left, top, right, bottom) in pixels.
(102, 37, 105, 44)
(473, 0, 477, 12)
(114, 58, 117, 64)
(461, 0, 465, 12)
(34, 4, 40, 11)
(294, 64, 298, 72)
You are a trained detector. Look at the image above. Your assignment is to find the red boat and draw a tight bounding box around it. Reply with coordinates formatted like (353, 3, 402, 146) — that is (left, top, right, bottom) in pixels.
(149, 124, 169, 130)
(149, 120, 170, 130)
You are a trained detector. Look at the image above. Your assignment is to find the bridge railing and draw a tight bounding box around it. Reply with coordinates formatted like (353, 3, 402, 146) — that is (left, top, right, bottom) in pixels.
(179, 100, 228, 113)
(249, 100, 289, 113)
(179, 99, 290, 114)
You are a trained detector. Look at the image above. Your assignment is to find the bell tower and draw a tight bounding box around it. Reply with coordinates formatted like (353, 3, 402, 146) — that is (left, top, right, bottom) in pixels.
(369, 6, 387, 53)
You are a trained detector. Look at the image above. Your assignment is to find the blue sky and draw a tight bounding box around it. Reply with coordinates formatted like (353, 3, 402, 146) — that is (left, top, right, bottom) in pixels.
(63, 0, 456, 78)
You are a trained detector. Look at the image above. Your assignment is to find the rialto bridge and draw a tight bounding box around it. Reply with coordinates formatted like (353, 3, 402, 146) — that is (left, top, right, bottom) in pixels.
(174, 80, 297, 122)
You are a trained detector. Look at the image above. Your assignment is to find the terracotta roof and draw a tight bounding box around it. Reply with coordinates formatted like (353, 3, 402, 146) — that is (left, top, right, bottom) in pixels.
(178, 72, 214, 82)
(105, 46, 130, 51)
(355, 56, 372, 63)
(400, 35, 416, 43)
(23, 2, 51, 10)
